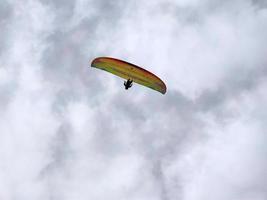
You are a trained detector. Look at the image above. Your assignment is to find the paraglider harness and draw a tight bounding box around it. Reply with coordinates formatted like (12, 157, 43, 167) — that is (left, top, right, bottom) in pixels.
(124, 79, 133, 90)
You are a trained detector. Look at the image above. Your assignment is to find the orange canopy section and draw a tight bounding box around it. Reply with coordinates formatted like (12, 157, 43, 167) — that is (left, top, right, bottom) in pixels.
(91, 57, 167, 94)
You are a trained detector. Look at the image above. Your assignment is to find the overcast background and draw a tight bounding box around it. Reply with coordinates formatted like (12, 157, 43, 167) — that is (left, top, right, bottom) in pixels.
(0, 0, 267, 199)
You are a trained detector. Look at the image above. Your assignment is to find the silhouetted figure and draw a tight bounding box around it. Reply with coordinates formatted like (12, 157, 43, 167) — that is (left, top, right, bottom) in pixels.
(124, 79, 133, 90)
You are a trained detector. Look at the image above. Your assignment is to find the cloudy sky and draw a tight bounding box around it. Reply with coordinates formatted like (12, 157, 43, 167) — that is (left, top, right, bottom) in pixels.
(0, 0, 267, 199)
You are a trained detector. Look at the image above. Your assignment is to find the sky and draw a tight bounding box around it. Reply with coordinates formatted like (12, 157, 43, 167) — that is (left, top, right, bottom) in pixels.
(0, 0, 267, 199)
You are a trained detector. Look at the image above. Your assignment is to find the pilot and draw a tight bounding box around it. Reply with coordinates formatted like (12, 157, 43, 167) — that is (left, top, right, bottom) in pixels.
(124, 79, 133, 90)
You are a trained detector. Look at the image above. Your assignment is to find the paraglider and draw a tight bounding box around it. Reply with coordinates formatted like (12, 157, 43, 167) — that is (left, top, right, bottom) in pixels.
(124, 79, 133, 90)
(91, 57, 167, 94)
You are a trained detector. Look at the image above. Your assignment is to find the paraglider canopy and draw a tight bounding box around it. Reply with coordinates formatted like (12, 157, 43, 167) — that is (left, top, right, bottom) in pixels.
(91, 57, 167, 94)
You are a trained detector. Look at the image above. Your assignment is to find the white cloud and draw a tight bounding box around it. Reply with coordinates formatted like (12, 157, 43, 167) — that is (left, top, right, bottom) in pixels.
(0, 0, 266, 199)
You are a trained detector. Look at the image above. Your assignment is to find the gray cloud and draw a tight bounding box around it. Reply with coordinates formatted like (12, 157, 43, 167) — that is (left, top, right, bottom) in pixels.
(0, 1, 12, 53)
(253, 0, 267, 8)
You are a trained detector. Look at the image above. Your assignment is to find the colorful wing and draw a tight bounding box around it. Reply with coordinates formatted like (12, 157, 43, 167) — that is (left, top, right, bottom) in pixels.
(91, 57, 167, 94)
